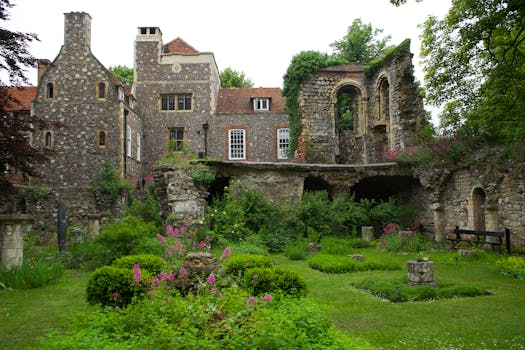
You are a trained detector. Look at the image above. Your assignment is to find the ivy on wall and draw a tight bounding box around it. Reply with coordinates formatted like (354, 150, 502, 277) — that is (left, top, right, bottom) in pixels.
(282, 40, 411, 157)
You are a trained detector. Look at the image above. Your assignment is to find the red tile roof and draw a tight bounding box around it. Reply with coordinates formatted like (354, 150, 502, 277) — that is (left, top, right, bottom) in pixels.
(216, 87, 285, 114)
(163, 37, 198, 54)
(2, 86, 37, 111)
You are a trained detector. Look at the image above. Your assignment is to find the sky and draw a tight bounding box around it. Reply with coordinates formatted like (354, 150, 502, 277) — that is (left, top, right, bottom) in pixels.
(6, 0, 451, 89)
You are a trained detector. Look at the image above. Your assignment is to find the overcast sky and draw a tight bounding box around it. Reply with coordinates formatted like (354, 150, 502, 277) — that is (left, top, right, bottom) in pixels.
(7, 0, 450, 89)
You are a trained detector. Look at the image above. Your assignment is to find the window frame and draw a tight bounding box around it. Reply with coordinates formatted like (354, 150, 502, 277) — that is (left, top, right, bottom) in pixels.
(136, 131, 141, 161)
(276, 127, 290, 160)
(97, 130, 107, 148)
(253, 98, 269, 111)
(43, 130, 53, 148)
(46, 82, 54, 99)
(168, 127, 185, 152)
(97, 82, 107, 100)
(228, 127, 247, 161)
(160, 93, 192, 111)
(126, 126, 132, 157)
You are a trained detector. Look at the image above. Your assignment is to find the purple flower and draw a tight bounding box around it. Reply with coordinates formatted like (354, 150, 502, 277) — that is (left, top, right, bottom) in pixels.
(252, 274, 259, 279)
(112, 291, 119, 301)
(247, 296, 257, 307)
(178, 267, 187, 278)
(133, 264, 141, 282)
(156, 233, 166, 245)
(220, 247, 231, 260)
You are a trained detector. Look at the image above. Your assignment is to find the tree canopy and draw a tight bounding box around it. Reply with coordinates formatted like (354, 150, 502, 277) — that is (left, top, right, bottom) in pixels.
(0, 0, 51, 191)
(331, 18, 392, 64)
(420, 0, 525, 143)
(219, 67, 253, 88)
(108, 65, 133, 85)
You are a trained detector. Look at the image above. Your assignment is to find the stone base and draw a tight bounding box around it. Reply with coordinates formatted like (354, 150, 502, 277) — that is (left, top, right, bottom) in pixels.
(407, 259, 437, 287)
(348, 254, 363, 262)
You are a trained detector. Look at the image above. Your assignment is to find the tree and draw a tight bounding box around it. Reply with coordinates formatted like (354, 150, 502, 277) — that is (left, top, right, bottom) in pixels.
(420, 0, 525, 143)
(108, 65, 133, 85)
(330, 18, 392, 64)
(219, 67, 253, 88)
(0, 0, 51, 191)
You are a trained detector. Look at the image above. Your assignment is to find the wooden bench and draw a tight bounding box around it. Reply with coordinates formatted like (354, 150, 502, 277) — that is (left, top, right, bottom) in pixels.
(447, 226, 511, 254)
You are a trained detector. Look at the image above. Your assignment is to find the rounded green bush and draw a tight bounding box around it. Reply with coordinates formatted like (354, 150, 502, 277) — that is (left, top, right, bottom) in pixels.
(244, 267, 307, 297)
(112, 254, 165, 275)
(225, 254, 273, 277)
(86, 265, 149, 307)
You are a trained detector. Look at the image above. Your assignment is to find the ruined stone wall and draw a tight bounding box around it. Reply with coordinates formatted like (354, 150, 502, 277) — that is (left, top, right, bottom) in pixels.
(435, 162, 525, 246)
(299, 48, 425, 164)
(208, 113, 289, 162)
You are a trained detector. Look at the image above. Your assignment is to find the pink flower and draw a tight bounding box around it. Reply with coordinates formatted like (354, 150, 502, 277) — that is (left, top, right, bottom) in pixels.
(247, 296, 257, 307)
(159, 273, 169, 279)
(112, 292, 119, 301)
(199, 241, 205, 249)
(262, 294, 272, 302)
(178, 267, 187, 278)
(220, 247, 231, 260)
(156, 233, 166, 245)
(133, 264, 141, 282)
(166, 225, 174, 236)
(207, 275, 216, 285)
(252, 274, 259, 279)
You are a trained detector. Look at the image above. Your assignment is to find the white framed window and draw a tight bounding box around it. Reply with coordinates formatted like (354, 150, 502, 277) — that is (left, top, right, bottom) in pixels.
(136, 132, 141, 161)
(277, 128, 290, 160)
(126, 126, 132, 157)
(228, 128, 246, 160)
(253, 98, 269, 111)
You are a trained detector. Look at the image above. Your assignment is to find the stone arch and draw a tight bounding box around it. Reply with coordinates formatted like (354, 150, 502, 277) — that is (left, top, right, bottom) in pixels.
(331, 79, 367, 136)
(373, 74, 391, 159)
(471, 187, 486, 231)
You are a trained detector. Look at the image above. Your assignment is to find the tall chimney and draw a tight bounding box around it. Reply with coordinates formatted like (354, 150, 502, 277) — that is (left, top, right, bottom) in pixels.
(37, 59, 52, 85)
(63, 12, 92, 51)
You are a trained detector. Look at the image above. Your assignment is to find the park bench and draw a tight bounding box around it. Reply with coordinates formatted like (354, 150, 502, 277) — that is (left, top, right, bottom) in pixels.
(447, 226, 511, 254)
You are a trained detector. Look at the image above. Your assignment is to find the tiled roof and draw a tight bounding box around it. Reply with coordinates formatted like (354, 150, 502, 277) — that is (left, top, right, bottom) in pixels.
(3, 86, 37, 111)
(216, 87, 285, 114)
(163, 37, 198, 54)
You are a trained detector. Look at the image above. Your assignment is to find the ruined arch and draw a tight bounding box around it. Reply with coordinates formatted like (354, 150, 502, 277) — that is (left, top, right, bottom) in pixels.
(331, 79, 367, 136)
(373, 75, 391, 159)
(471, 187, 486, 231)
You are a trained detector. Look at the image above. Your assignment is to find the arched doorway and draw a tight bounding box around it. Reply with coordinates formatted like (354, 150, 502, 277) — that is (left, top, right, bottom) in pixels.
(472, 187, 486, 231)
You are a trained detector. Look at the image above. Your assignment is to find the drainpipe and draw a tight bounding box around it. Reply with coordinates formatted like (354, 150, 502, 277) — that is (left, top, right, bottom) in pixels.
(202, 121, 209, 157)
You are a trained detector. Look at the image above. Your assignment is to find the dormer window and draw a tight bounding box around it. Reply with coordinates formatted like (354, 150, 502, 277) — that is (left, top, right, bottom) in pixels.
(253, 98, 269, 111)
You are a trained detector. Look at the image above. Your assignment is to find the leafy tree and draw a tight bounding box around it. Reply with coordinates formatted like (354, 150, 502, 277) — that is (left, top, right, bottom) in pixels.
(108, 65, 133, 85)
(420, 0, 525, 143)
(390, 0, 423, 5)
(0, 0, 52, 192)
(331, 18, 392, 64)
(219, 67, 253, 88)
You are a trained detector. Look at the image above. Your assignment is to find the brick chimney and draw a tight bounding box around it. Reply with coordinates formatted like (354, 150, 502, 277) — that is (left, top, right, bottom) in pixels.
(37, 59, 52, 85)
(63, 12, 92, 51)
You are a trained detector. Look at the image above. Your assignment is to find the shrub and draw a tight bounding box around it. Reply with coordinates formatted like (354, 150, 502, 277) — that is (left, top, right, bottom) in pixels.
(126, 191, 161, 226)
(320, 236, 370, 255)
(86, 265, 150, 307)
(308, 253, 400, 273)
(224, 254, 273, 278)
(496, 256, 525, 280)
(93, 216, 159, 265)
(221, 240, 269, 256)
(0, 260, 64, 289)
(352, 278, 491, 302)
(284, 240, 309, 260)
(112, 254, 165, 275)
(244, 267, 307, 297)
(377, 224, 429, 253)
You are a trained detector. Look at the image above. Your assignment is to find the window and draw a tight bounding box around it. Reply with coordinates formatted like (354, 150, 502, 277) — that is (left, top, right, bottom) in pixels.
(277, 128, 290, 160)
(98, 82, 106, 99)
(46, 83, 54, 99)
(44, 131, 52, 148)
(161, 94, 192, 111)
(136, 132, 141, 161)
(228, 128, 246, 160)
(126, 126, 132, 157)
(97, 130, 107, 147)
(168, 127, 185, 151)
(118, 87, 124, 101)
(253, 98, 269, 111)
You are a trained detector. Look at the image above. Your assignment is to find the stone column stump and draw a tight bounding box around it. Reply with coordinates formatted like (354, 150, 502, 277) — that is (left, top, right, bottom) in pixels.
(0, 214, 34, 268)
(407, 258, 437, 287)
(361, 226, 374, 242)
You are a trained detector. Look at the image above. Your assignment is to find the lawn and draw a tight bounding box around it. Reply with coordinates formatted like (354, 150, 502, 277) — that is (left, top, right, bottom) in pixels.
(274, 249, 525, 349)
(1, 250, 524, 349)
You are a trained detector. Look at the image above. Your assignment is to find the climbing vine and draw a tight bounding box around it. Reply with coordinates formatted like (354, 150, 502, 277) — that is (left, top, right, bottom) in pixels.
(363, 39, 411, 77)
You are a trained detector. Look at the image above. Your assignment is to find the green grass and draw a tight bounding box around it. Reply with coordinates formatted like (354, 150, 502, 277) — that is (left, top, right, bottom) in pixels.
(1, 250, 524, 349)
(273, 249, 525, 349)
(0, 270, 91, 350)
